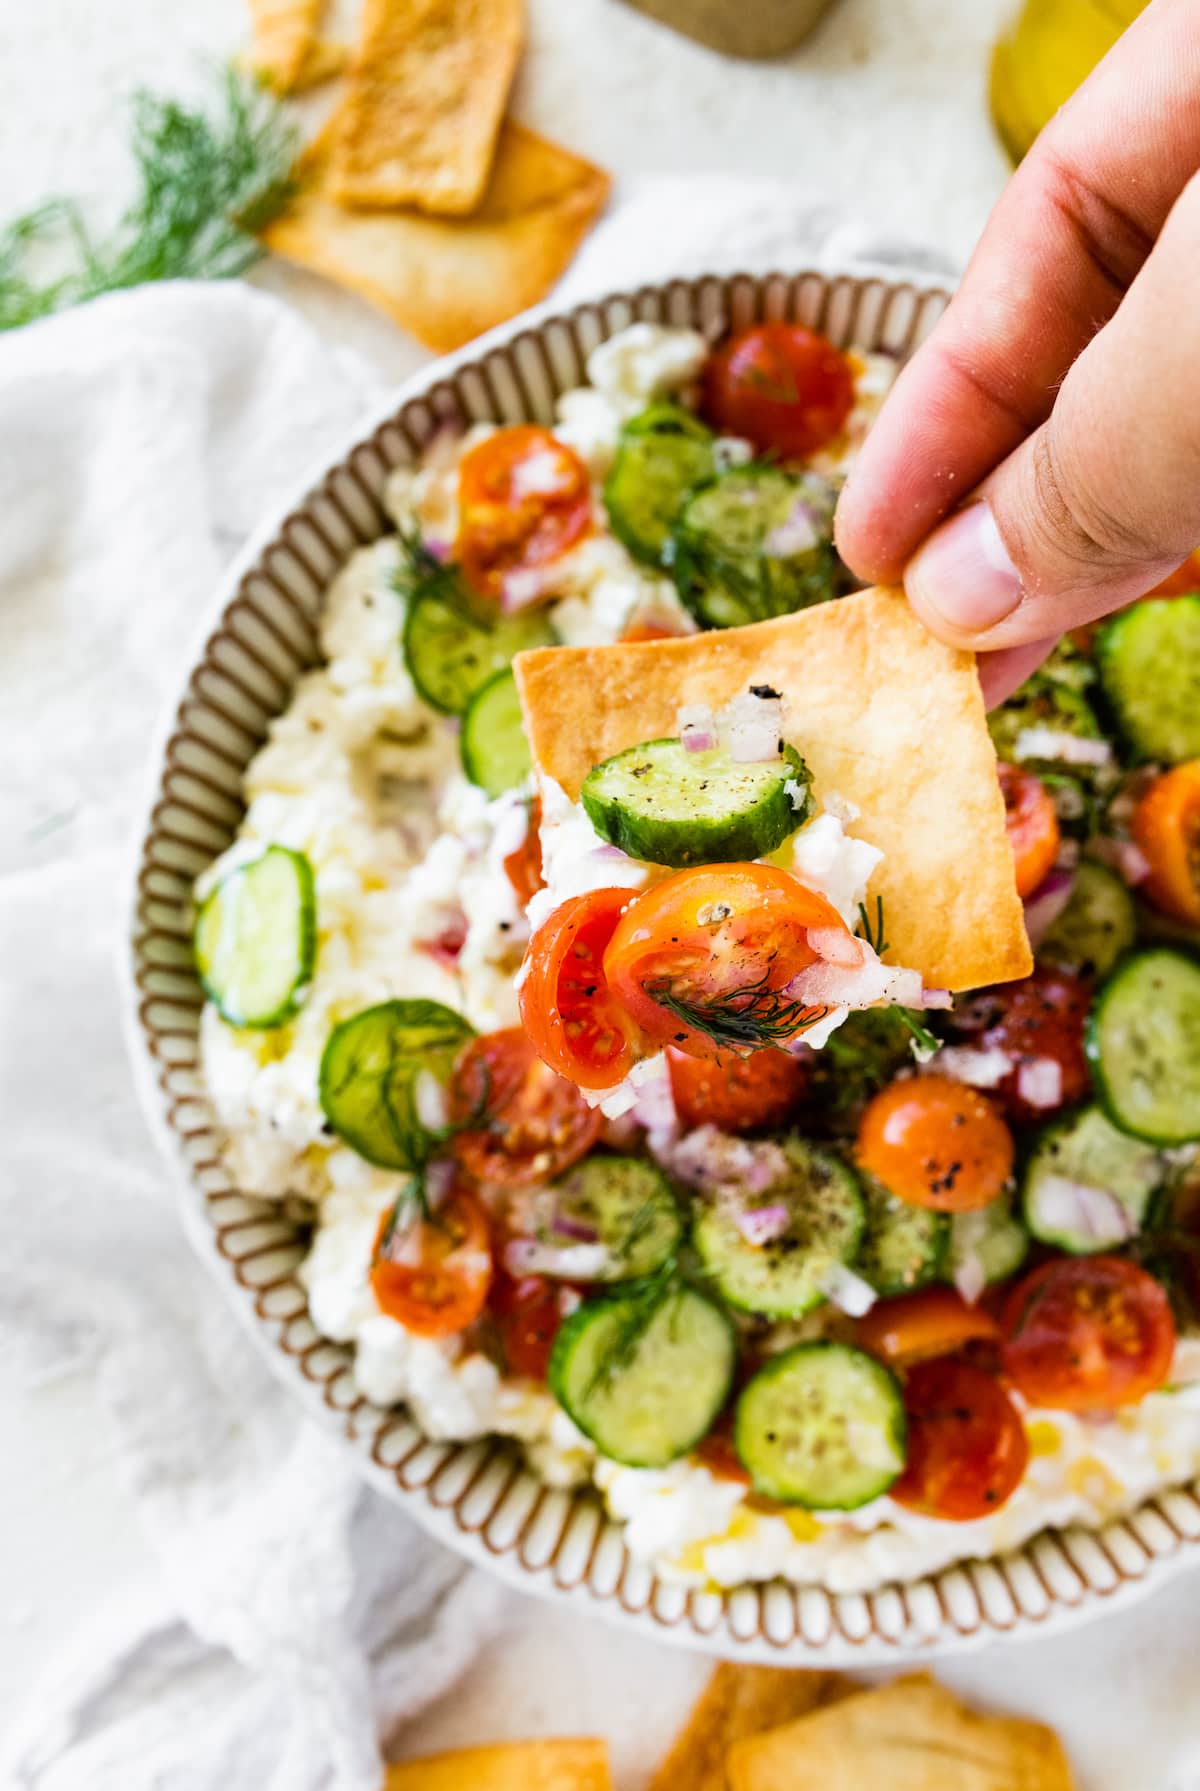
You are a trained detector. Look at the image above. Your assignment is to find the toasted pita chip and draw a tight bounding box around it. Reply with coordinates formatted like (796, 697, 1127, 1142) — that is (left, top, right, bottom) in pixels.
(386, 1738, 612, 1791)
(289, 36, 349, 92)
(262, 117, 610, 352)
(333, 0, 524, 215)
(648, 1664, 845, 1791)
(514, 590, 1031, 991)
(727, 1673, 1074, 1791)
(246, 0, 322, 92)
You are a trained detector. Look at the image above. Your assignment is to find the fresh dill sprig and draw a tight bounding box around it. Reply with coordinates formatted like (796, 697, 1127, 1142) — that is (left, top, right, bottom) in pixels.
(585, 1261, 677, 1400)
(855, 895, 888, 956)
(897, 1008, 941, 1055)
(651, 971, 830, 1052)
(0, 66, 296, 332)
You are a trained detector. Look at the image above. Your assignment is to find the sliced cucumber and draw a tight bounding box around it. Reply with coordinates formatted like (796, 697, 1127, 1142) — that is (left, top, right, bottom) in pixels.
(548, 1284, 735, 1467)
(404, 590, 555, 716)
(581, 737, 811, 869)
(1040, 771, 1096, 841)
(856, 1174, 948, 1296)
(1039, 859, 1137, 980)
(946, 1198, 1029, 1290)
(461, 667, 531, 798)
(194, 846, 316, 1029)
(988, 682, 1103, 770)
(1022, 1104, 1162, 1253)
(603, 404, 716, 567)
(692, 1138, 863, 1318)
(545, 1157, 682, 1281)
(735, 1343, 906, 1509)
(671, 466, 839, 630)
(1098, 597, 1200, 763)
(319, 998, 474, 1170)
(1086, 949, 1200, 1145)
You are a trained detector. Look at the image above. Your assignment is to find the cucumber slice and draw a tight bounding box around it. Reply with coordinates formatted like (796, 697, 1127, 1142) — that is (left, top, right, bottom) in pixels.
(548, 1284, 735, 1467)
(603, 404, 716, 568)
(404, 591, 555, 716)
(1039, 859, 1136, 980)
(1098, 597, 1200, 763)
(734, 1342, 906, 1509)
(545, 1157, 682, 1281)
(581, 737, 811, 869)
(319, 998, 474, 1170)
(194, 846, 315, 1029)
(692, 1138, 864, 1318)
(856, 1174, 949, 1296)
(461, 668, 531, 798)
(1022, 1103, 1163, 1253)
(1086, 949, 1200, 1145)
(671, 467, 839, 630)
(946, 1198, 1029, 1290)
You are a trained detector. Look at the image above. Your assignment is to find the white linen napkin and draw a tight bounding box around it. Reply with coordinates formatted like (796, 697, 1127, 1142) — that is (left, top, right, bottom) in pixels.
(0, 185, 949, 1791)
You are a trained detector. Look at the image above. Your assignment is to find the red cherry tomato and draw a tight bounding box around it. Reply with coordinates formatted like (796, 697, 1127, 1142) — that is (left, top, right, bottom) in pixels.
(503, 796, 544, 908)
(370, 1186, 492, 1338)
(951, 965, 1091, 1126)
(695, 1421, 752, 1486)
(1001, 1257, 1176, 1413)
(856, 1074, 1015, 1212)
(603, 864, 848, 1061)
(491, 1273, 568, 1380)
(856, 1286, 1001, 1368)
(891, 1356, 1029, 1522)
(520, 888, 647, 1090)
(702, 323, 855, 459)
(457, 425, 591, 603)
(450, 1028, 602, 1188)
(667, 1044, 811, 1132)
(998, 761, 1061, 900)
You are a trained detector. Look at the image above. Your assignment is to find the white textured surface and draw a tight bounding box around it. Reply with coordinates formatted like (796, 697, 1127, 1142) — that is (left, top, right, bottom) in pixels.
(5, 2, 1200, 1788)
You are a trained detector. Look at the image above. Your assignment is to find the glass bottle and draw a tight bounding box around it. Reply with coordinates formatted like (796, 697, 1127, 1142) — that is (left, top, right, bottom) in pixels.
(990, 0, 1148, 162)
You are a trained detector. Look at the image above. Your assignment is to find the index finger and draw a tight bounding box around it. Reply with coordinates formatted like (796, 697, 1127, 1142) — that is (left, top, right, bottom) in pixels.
(835, 0, 1200, 584)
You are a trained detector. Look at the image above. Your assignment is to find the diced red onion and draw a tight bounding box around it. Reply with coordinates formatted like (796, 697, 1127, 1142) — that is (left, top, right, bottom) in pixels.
(424, 1156, 458, 1208)
(953, 1249, 987, 1306)
(818, 1261, 878, 1317)
(502, 1237, 613, 1280)
(763, 497, 822, 558)
(935, 1045, 1014, 1089)
(423, 538, 450, 563)
(552, 1211, 601, 1244)
(807, 926, 865, 970)
(590, 842, 634, 862)
(1023, 866, 1077, 947)
(414, 1069, 449, 1133)
(728, 718, 780, 763)
(1013, 726, 1113, 768)
(919, 987, 954, 1011)
(788, 950, 923, 1013)
(733, 1203, 791, 1247)
(1016, 1056, 1064, 1110)
(678, 703, 717, 753)
(1090, 837, 1152, 887)
(1033, 1175, 1136, 1245)
(501, 564, 555, 612)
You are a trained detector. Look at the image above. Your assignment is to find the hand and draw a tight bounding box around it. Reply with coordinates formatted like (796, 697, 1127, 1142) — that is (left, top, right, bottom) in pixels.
(834, 0, 1200, 705)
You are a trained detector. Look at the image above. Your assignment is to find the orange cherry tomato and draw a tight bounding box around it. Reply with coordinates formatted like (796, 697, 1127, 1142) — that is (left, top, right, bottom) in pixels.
(951, 966, 1091, 1127)
(1131, 762, 1200, 927)
(603, 864, 848, 1061)
(1001, 1257, 1176, 1414)
(491, 1273, 568, 1380)
(370, 1186, 492, 1338)
(998, 761, 1061, 900)
(503, 796, 544, 909)
(856, 1286, 1000, 1368)
(619, 619, 683, 644)
(1148, 549, 1200, 597)
(891, 1356, 1029, 1522)
(702, 323, 855, 459)
(456, 425, 591, 603)
(450, 1028, 602, 1188)
(856, 1074, 1015, 1212)
(520, 888, 647, 1090)
(667, 1044, 811, 1132)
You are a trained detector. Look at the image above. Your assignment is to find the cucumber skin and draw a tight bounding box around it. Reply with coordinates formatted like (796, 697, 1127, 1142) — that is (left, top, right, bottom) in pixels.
(734, 1342, 906, 1511)
(461, 667, 532, 798)
(1021, 1104, 1162, 1254)
(195, 845, 316, 1030)
(1086, 948, 1200, 1146)
(856, 1177, 949, 1297)
(403, 593, 554, 717)
(318, 998, 474, 1171)
(671, 467, 840, 630)
(603, 406, 716, 569)
(1097, 597, 1200, 763)
(552, 1156, 682, 1282)
(1038, 859, 1136, 981)
(945, 1201, 1029, 1290)
(580, 738, 812, 869)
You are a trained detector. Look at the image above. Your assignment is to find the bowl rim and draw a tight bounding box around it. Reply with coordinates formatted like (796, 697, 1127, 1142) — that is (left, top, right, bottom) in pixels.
(122, 265, 1200, 1664)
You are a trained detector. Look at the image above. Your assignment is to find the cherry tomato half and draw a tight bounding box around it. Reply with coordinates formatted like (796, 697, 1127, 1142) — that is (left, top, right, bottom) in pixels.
(370, 1186, 492, 1338)
(451, 1028, 602, 1188)
(457, 425, 591, 604)
(1001, 1256, 1176, 1413)
(491, 1273, 569, 1380)
(619, 619, 684, 644)
(702, 323, 855, 459)
(998, 761, 1061, 901)
(603, 864, 848, 1061)
(891, 1357, 1029, 1522)
(1132, 761, 1200, 927)
(856, 1074, 1014, 1212)
(503, 796, 544, 909)
(667, 1043, 811, 1132)
(951, 965, 1091, 1127)
(856, 1286, 1000, 1368)
(520, 888, 646, 1090)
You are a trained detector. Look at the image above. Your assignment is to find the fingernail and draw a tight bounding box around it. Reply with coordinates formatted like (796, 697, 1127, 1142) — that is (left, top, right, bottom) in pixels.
(906, 502, 1022, 633)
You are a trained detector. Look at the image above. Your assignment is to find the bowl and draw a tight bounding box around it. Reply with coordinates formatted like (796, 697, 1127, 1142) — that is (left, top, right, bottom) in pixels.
(127, 268, 1200, 1664)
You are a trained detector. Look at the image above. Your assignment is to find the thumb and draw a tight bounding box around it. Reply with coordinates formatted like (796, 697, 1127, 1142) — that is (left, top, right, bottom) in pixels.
(902, 169, 1200, 655)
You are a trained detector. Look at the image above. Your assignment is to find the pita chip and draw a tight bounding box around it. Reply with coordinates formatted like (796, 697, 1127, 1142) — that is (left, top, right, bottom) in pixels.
(385, 1738, 612, 1791)
(648, 1664, 845, 1791)
(246, 0, 323, 93)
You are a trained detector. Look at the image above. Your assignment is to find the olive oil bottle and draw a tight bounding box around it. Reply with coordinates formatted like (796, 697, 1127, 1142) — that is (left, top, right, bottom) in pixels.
(990, 0, 1148, 162)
